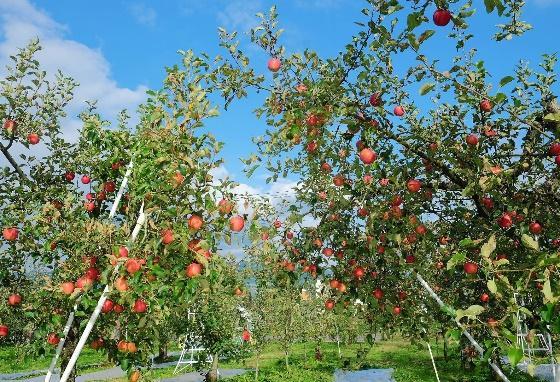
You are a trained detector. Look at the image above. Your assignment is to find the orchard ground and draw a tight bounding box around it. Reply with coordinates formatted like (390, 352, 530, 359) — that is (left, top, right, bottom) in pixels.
(0, 338, 545, 382)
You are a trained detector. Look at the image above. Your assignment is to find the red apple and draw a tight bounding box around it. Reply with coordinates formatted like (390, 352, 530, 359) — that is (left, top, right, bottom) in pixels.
(325, 299, 335, 310)
(126, 259, 141, 274)
(104, 181, 116, 193)
(242, 329, 251, 342)
(321, 162, 332, 172)
(85, 267, 100, 281)
(230, 215, 245, 232)
(161, 229, 174, 245)
(218, 199, 234, 214)
(81, 175, 91, 184)
(2, 227, 18, 242)
(322, 248, 334, 257)
(415, 224, 427, 235)
(267, 57, 281, 72)
(186, 262, 202, 278)
(329, 279, 340, 289)
(529, 221, 542, 235)
(115, 276, 128, 292)
(406, 179, 421, 193)
(466, 134, 479, 146)
(84, 202, 95, 212)
(132, 299, 147, 313)
(353, 266, 365, 280)
(27, 133, 40, 145)
(113, 304, 124, 314)
(369, 93, 382, 107)
(91, 338, 104, 350)
(61, 282, 75, 295)
(3, 119, 16, 132)
(393, 105, 405, 116)
(306, 141, 318, 153)
(480, 99, 492, 112)
(487, 317, 498, 327)
(480, 293, 490, 303)
(482, 196, 494, 210)
(464, 262, 478, 274)
(101, 299, 114, 313)
(333, 175, 345, 187)
(0, 325, 8, 337)
(65, 171, 75, 182)
(7, 294, 21, 306)
(393, 306, 402, 315)
(363, 174, 373, 184)
(548, 143, 560, 156)
(497, 213, 513, 229)
(359, 148, 377, 164)
(433, 9, 452, 26)
(405, 255, 416, 263)
(47, 333, 60, 346)
(188, 214, 203, 230)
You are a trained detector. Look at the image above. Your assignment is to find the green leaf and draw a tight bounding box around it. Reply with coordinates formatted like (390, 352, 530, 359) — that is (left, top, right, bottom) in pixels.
(481, 235, 496, 259)
(507, 346, 523, 366)
(407, 12, 423, 30)
(499, 76, 514, 87)
(543, 279, 555, 303)
(487, 279, 497, 294)
(544, 113, 560, 123)
(456, 305, 485, 320)
(418, 30, 435, 44)
(521, 234, 539, 251)
(447, 252, 466, 270)
(484, 0, 496, 13)
(419, 82, 436, 95)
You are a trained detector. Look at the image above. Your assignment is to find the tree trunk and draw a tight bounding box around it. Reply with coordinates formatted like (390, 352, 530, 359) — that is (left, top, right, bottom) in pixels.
(205, 353, 219, 382)
(284, 349, 289, 369)
(155, 343, 168, 362)
(255, 352, 260, 382)
(60, 320, 79, 382)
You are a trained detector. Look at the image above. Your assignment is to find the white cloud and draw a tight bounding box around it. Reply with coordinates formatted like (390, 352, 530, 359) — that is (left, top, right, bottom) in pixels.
(217, 0, 263, 32)
(128, 3, 157, 26)
(0, 0, 148, 144)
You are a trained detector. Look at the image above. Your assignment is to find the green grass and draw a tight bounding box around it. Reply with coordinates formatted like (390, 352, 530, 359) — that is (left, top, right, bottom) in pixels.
(0, 346, 111, 375)
(0, 339, 546, 381)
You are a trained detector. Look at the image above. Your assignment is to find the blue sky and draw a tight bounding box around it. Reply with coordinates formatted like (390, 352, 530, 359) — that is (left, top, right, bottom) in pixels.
(0, 0, 559, 194)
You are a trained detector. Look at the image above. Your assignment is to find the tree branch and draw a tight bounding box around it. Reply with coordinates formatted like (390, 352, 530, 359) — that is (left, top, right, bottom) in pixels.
(0, 142, 29, 182)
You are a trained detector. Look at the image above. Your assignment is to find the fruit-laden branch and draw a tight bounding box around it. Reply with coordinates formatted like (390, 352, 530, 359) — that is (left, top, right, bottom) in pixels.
(357, 108, 494, 221)
(0, 142, 29, 182)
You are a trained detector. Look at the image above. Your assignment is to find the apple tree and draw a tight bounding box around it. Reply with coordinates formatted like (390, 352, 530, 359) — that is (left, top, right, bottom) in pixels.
(212, 0, 559, 377)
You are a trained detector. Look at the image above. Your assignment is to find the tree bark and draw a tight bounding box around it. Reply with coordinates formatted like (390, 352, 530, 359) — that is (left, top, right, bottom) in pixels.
(60, 320, 79, 382)
(205, 353, 219, 382)
(255, 353, 260, 382)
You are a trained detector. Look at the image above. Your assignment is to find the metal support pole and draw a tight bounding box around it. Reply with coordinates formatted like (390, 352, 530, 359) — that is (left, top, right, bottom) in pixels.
(44, 162, 133, 382)
(59, 202, 145, 382)
(415, 272, 511, 382)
